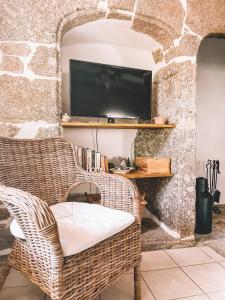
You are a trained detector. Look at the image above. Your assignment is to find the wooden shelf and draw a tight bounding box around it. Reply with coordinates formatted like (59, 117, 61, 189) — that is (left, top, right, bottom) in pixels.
(61, 121, 176, 129)
(114, 171, 174, 179)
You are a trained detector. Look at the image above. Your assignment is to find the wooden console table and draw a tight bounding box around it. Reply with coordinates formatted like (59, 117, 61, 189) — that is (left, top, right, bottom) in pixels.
(62, 121, 175, 179)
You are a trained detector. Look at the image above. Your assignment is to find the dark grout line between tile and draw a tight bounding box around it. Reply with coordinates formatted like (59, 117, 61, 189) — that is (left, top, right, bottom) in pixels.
(162, 251, 207, 296)
(140, 273, 157, 300)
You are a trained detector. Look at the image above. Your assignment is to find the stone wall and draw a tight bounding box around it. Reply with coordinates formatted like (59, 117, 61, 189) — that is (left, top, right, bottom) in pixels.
(136, 61, 197, 238)
(1, 0, 225, 287)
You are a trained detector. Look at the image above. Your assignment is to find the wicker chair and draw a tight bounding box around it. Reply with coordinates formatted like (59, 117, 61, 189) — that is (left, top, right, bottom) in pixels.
(0, 137, 142, 300)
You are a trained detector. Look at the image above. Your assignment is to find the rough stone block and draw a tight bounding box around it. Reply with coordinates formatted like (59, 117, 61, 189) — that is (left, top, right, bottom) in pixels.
(107, 10, 132, 21)
(28, 46, 57, 77)
(2, 0, 100, 43)
(0, 42, 31, 57)
(133, 0, 185, 49)
(0, 75, 59, 122)
(152, 48, 164, 63)
(164, 34, 201, 63)
(60, 10, 106, 43)
(1, 0, 32, 41)
(32, 0, 100, 43)
(186, 0, 225, 38)
(108, 0, 135, 11)
(133, 16, 172, 50)
(0, 56, 23, 73)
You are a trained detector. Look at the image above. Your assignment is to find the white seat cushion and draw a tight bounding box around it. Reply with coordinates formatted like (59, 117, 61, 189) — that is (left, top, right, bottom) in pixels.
(10, 202, 135, 257)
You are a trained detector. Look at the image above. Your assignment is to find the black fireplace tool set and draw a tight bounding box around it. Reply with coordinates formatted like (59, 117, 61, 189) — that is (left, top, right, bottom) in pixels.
(206, 160, 221, 213)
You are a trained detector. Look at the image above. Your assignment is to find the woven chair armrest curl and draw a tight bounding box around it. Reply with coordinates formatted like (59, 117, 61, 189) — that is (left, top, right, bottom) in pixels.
(0, 185, 63, 266)
(77, 169, 142, 224)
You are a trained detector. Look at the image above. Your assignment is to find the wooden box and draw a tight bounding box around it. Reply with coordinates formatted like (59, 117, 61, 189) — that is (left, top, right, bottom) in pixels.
(135, 157, 171, 174)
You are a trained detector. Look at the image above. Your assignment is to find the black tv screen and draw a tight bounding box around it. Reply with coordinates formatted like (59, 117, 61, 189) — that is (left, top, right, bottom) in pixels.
(70, 59, 152, 119)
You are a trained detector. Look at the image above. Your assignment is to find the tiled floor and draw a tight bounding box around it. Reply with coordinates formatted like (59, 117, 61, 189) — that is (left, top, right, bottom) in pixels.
(1, 246, 225, 300)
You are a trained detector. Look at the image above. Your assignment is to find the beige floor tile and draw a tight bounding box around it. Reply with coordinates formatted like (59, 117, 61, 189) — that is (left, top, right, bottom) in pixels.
(166, 247, 214, 267)
(141, 267, 202, 300)
(178, 296, 209, 300)
(207, 290, 225, 299)
(198, 246, 225, 262)
(100, 273, 154, 300)
(0, 286, 44, 300)
(141, 250, 177, 271)
(182, 263, 225, 293)
(3, 269, 33, 288)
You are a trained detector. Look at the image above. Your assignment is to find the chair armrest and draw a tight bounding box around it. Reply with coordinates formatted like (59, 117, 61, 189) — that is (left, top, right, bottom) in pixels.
(77, 170, 143, 224)
(0, 185, 63, 268)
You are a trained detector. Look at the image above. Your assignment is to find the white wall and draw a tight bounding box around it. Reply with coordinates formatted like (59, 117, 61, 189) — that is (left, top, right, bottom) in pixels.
(62, 19, 162, 160)
(196, 37, 225, 203)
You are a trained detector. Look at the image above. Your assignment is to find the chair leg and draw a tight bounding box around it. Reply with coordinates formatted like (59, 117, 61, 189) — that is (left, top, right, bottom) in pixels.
(134, 263, 141, 300)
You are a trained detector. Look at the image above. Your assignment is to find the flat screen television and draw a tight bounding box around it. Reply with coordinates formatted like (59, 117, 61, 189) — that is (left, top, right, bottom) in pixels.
(70, 59, 152, 120)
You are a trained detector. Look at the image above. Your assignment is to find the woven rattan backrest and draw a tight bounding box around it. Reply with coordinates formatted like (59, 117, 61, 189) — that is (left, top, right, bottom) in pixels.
(0, 137, 79, 205)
